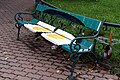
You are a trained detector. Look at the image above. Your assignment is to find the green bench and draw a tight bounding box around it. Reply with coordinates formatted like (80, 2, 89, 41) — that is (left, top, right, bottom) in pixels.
(14, 1, 105, 80)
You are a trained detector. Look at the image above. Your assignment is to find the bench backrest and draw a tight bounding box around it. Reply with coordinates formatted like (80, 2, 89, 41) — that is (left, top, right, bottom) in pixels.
(35, 4, 102, 32)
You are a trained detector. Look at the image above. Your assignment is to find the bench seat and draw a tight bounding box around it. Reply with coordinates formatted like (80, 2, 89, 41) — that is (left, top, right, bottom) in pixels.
(41, 29, 75, 45)
(24, 20, 55, 33)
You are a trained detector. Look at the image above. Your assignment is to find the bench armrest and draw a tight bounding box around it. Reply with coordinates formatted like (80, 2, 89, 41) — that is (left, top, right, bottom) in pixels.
(14, 12, 35, 22)
(69, 35, 98, 53)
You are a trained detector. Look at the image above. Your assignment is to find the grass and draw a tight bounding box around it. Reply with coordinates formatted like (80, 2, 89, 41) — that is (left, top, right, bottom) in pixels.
(46, 0, 120, 23)
(45, 0, 120, 75)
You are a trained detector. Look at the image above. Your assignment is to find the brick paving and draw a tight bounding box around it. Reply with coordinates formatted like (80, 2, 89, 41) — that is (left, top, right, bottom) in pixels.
(0, 0, 119, 80)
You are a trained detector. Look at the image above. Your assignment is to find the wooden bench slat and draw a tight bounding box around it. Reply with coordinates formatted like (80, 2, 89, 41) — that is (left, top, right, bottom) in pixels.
(41, 29, 75, 45)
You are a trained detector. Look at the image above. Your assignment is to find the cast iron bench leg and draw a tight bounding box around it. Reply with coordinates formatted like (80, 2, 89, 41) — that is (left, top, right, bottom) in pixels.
(69, 54, 81, 80)
(17, 25, 22, 40)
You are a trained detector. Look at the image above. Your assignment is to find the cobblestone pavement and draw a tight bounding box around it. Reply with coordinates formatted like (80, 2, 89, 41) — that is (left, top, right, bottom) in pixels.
(0, 0, 119, 80)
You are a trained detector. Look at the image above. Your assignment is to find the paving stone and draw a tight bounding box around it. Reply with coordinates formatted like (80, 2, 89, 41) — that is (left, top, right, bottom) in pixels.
(79, 74, 94, 80)
(11, 49, 22, 54)
(100, 70, 109, 74)
(2, 51, 13, 55)
(44, 64, 57, 69)
(76, 77, 84, 80)
(32, 62, 43, 67)
(75, 69, 87, 75)
(93, 76, 107, 80)
(0, 60, 8, 65)
(23, 67, 38, 73)
(49, 59, 62, 63)
(16, 57, 27, 61)
(8, 62, 21, 67)
(53, 63, 64, 67)
(1, 73, 16, 79)
(33, 66, 48, 71)
(31, 78, 38, 80)
(26, 73, 42, 79)
(62, 71, 70, 76)
(0, 71, 4, 75)
(21, 64, 34, 69)
(37, 70, 53, 76)
(18, 60, 30, 65)
(24, 55, 37, 60)
(0, 77, 4, 80)
(3, 55, 15, 59)
(14, 76, 32, 80)
(13, 53, 24, 57)
(104, 74, 119, 80)
(47, 68, 60, 74)
(0, 68, 14, 73)
(41, 76, 57, 80)
(0, 64, 11, 69)
(7, 58, 18, 63)
(58, 79, 63, 80)
(12, 70, 27, 76)
(27, 58, 39, 63)
(40, 60, 53, 65)
(38, 57, 48, 61)
(51, 74, 68, 80)
(87, 72, 103, 77)
(4, 78, 11, 80)
(57, 66, 70, 72)
(10, 66, 24, 71)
